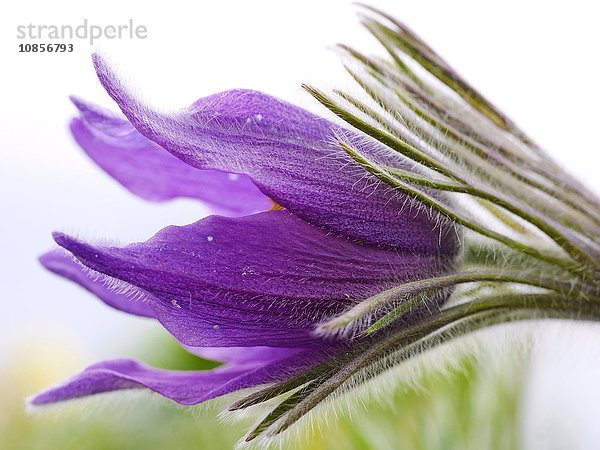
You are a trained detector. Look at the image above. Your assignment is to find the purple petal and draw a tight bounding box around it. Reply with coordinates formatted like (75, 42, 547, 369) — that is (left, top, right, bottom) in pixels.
(40, 249, 304, 364)
(30, 347, 324, 406)
(186, 346, 304, 363)
(28, 358, 264, 406)
(70, 97, 272, 216)
(52, 210, 448, 348)
(39, 249, 155, 318)
(92, 54, 458, 254)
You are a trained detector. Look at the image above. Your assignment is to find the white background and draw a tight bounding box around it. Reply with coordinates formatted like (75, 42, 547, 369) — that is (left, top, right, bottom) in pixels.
(2, 0, 600, 446)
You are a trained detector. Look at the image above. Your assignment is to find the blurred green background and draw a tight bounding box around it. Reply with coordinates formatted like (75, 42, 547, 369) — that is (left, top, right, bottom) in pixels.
(1, 328, 523, 450)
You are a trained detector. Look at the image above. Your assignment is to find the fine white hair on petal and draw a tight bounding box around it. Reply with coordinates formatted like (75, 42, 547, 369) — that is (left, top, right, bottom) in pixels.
(70, 254, 155, 305)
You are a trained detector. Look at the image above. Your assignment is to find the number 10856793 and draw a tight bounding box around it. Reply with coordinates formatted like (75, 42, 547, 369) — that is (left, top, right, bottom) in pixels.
(19, 43, 74, 53)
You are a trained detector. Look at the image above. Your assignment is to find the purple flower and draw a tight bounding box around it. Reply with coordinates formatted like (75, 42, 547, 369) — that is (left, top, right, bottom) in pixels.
(29, 5, 600, 443)
(31, 53, 458, 415)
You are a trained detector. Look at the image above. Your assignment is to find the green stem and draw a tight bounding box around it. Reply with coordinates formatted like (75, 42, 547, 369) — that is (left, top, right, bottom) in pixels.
(272, 294, 600, 436)
(338, 140, 586, 274)
(320, 270, 599, 335)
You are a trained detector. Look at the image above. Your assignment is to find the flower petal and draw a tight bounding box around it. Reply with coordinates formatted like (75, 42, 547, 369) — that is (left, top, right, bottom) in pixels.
(39, 248, 155, 318)
(186, 346, 304, 364)
(40, 250, 305, 362)
(70, 97, 272, 216)
(53, 210, 449, 348)
(30, 347, 325, 406)
(92, 54, 458, 254)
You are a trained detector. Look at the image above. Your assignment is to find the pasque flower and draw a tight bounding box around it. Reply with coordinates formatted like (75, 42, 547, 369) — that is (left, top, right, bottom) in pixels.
(32, 5, 600, 443)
